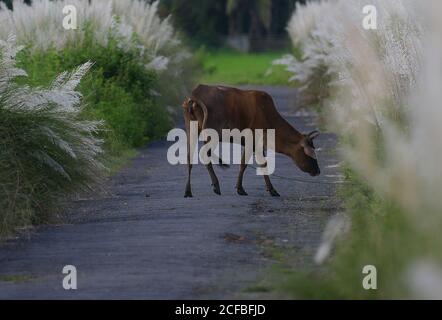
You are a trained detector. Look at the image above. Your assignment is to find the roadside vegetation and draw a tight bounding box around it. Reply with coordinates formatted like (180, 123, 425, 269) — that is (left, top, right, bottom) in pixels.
(0, 37, 103, 236)
(274, 0, 442, 298)
(0, 0, 199, 237)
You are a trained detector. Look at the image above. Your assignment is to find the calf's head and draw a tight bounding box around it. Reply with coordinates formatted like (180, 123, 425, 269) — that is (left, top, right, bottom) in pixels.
(291, 130, 321, 176)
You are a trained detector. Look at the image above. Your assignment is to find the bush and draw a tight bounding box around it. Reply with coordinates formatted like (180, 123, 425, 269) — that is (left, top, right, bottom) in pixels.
(0, 0, 201, 235)
(0, 0, 199, 148)
(18, 33, 171, 148)
(277, 0, 442, 298)
(0, 36, 103, 235)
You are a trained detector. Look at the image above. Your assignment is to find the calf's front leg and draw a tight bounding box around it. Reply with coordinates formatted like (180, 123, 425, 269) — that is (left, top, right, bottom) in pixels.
(257, 159, 280, 197)
(264, 174, 280, 197)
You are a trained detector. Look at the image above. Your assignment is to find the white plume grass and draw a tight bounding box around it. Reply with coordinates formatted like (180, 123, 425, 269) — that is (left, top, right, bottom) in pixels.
(0, 0, 193, 99)
(0, 0, 179, 58)
(0, 36, 103, 234)
(283, 0, 442, 293)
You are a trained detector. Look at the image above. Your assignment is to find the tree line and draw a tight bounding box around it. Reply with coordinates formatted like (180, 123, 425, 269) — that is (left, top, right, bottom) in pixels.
(159, 0, 306, 49)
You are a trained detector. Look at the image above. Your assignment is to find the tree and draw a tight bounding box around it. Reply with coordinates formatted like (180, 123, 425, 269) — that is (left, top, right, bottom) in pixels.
(160, 0, 307, 50)
(0, 0, 13, 9)
(160, 0, 229, 47)
(226, 0, 272, 39)
(0, 0, 32, 9)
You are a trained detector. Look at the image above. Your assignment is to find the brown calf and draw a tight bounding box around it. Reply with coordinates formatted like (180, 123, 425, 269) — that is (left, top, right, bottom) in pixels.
(182, 84, 320, 198)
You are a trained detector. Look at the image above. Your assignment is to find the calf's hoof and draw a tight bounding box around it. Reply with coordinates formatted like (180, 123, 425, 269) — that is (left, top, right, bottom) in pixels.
(268, 188, 280, 197)
(237, 187, 248, 196)
(184, 190, 193, 198)
(212, 184, 221, 195)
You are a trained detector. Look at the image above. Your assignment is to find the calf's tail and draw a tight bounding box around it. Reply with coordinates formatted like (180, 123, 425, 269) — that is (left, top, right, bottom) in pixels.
(189, 96, 208, 131)
(183, 96, 229, 169)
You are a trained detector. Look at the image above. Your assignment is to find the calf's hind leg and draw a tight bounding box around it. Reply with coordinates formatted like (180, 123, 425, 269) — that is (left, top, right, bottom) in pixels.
(236, 149, 249, 196)
(185, 164, 193, 198)
(204, 142, 221, 195)
(206, 162, 221, 195)
(184, 109, 194, 198)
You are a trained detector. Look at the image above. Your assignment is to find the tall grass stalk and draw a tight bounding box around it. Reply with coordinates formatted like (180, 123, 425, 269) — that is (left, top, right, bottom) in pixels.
(0, 35, 103, 236)
(279, 0, 442, 298)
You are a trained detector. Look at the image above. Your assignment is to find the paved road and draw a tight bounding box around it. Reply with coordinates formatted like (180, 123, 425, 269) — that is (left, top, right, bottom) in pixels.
(0, 86, 341, 299)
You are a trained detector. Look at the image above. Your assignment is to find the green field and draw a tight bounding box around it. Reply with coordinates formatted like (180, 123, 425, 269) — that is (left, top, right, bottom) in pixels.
(200, 50, 293, 86)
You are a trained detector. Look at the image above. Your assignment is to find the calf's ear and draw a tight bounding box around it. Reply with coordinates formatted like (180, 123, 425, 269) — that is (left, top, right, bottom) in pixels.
(301, 140, 318, 159)
(303, 145, 317, 159)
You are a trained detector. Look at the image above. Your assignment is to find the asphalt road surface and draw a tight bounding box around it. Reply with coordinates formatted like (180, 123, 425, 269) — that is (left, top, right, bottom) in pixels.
(0, 86, 341, 299)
